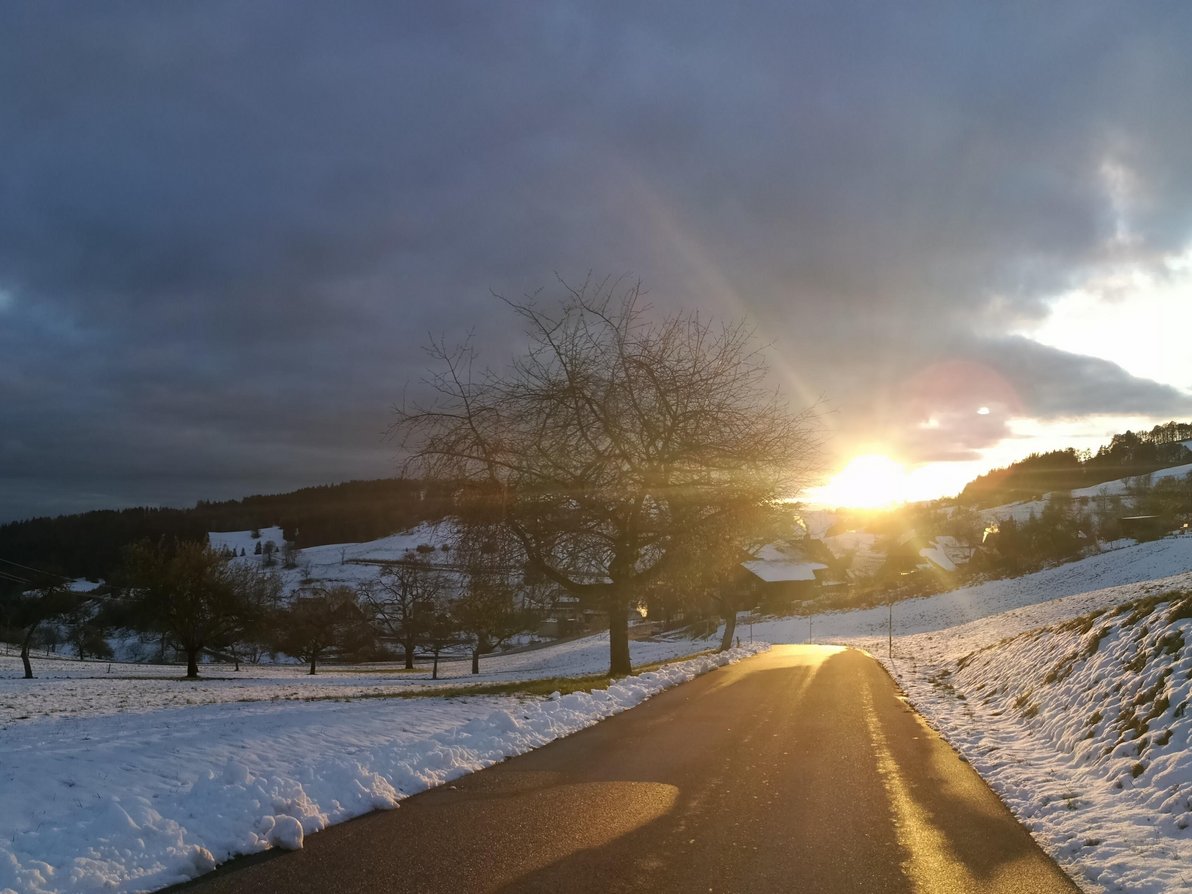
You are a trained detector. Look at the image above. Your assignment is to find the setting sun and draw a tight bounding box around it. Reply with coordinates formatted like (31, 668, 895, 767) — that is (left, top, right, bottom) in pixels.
(809, 454, 909, 510)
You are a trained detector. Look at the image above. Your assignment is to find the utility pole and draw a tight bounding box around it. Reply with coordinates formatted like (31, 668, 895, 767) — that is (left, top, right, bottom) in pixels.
(887, 597, 893, 661)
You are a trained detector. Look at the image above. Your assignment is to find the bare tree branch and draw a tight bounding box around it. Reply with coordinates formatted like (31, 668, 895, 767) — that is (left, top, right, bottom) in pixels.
(392, 278, 822, 674)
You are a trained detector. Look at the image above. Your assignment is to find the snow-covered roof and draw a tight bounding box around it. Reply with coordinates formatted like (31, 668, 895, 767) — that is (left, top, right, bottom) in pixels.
(821, 530, 885, 578)
(742, 559, 828, 583)
(918, 546, 957, 573)
(742, 539, 830, 582)
(66, 578, 103, 593)
(753, 543, 795, 562)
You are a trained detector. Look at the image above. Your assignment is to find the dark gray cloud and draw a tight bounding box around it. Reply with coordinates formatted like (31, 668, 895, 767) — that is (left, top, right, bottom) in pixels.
(3, 1, 1192, 520)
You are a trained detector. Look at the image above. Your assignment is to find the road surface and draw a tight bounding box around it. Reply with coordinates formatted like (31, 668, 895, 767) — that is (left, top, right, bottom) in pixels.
(172, 645, 1081, 893)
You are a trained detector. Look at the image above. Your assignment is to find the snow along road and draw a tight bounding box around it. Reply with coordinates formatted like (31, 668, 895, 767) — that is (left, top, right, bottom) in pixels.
(168, 646, 1081, 894)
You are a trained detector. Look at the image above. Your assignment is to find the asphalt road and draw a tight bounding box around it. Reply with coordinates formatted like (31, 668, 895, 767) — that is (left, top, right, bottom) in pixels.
(172, 646, 1082, 893)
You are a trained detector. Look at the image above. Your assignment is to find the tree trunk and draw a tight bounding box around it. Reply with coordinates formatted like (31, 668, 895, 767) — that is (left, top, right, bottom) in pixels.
(403, 641, 415, 670)
(185, 648, 200, 679)
(607, 591, 631, 676)
(20, 634, 33, 679)
(309, 655, 317, 675)
(432, 652, 440, 680)
(719, 606, 737, 652)
(471, 632, 489, 675)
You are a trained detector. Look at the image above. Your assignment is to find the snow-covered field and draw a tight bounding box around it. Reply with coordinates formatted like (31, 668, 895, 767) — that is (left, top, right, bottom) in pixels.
(1070, 461, 1192, 499)
(1, 634, 714, 726)
(3, 534, 1191, 893)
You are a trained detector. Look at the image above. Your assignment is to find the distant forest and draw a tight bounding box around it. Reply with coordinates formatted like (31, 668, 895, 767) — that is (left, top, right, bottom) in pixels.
(959, 420, 1192, 508)
(0, 479, 460, 583)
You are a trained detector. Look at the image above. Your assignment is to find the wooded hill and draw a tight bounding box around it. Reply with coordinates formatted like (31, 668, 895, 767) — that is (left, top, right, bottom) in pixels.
(959, 421, 1192, 508)
(6, 421, 1191, 587)
(0, 479, 460, 584)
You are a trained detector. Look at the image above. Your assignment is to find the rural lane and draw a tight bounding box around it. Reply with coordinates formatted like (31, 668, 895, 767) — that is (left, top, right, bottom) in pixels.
(172, 645, 1081, 893)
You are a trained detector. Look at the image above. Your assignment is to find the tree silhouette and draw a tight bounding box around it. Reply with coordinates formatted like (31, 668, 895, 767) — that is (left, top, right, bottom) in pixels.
(394, 277, 820, 674)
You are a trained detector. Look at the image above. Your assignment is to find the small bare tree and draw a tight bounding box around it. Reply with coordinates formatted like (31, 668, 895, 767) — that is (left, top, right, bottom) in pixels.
(365, 559, 441, 669)
(418, 588, 462, 680)
(223, 564, 283, 671)
(394, 277, 819, 675)
(11, 583, 83, 679)
(444, 510, 533, 674)
(275, 586, 372, 675)
(648, 500, 795, 650)
(126, 540, 279, 678)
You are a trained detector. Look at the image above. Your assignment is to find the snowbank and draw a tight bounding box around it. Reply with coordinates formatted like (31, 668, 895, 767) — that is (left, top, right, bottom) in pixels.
(0, 644, 766, 894)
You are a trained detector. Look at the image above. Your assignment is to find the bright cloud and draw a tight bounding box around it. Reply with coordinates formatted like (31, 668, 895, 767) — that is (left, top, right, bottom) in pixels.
(1018, 249, 1192, 392)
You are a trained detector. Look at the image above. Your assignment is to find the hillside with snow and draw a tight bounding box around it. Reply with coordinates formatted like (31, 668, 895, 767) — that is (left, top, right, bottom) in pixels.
(910, 593, 1191, 892)
(978, 461, 1192, 526)
(208, 521, 457, 596)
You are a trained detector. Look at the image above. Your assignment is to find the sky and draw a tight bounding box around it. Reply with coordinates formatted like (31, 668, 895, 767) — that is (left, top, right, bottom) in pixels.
(2, 2, 1192, 522)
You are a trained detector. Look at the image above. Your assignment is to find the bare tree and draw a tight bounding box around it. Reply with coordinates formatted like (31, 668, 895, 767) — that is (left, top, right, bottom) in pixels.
(126, 540, 278, 678)
(275, 586, 372, 675)
(365, 559, 440, 669)
(649, 500, 794, 650)
(394, 277, 820, 675)
(447, 513, 531, 674)
(223, 564, 284, 671)
(420, 592, 461, 681)
(11, 583, 83, 679)
(66, 614, 113, 661)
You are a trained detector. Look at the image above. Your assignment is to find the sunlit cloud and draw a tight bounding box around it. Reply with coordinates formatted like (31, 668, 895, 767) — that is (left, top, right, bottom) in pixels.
(1017, 246, 1192, 391)
(1098, 156, 1142, 249)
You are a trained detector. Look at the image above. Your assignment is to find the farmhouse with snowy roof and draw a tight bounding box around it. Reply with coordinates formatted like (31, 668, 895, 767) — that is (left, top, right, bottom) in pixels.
(877, 529, 980, 583)
(740, 539, 837, 610)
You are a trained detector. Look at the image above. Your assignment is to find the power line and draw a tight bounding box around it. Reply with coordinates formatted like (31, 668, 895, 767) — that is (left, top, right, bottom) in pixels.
(0, 556, 73, 583)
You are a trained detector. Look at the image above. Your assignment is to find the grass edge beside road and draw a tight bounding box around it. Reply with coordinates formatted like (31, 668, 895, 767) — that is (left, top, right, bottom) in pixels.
(274, 648, 723, 703)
